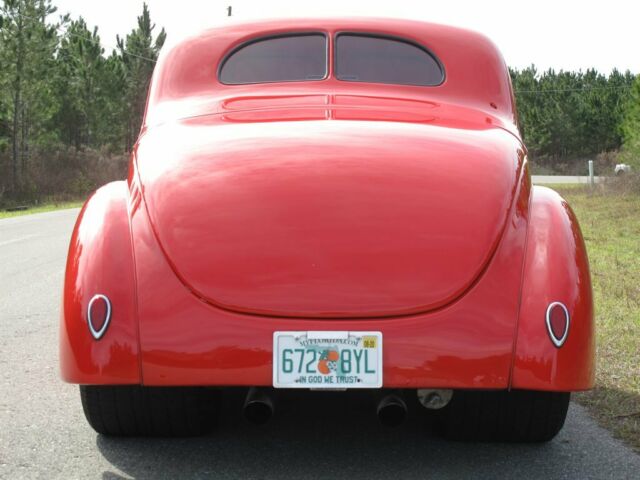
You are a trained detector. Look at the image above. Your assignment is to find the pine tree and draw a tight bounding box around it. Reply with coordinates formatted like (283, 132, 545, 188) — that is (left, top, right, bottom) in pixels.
(54, 17, 106, 148)
(620, 75, 640, 168)
(116, 2, 165, 152)
(0, 0, 58, 194)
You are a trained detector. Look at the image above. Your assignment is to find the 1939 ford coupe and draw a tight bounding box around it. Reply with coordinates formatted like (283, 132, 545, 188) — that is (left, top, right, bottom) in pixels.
(60, 18, 594, 441)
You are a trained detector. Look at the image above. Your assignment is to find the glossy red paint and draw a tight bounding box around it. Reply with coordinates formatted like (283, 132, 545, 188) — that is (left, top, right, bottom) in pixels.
(60, 18, 594, 391)
(60, 181, 140, 384)
(138, 117, 518, 318)
(146, 18, 518, 134)
(128, 147, 528, 387)
(511, 187, 595, 391)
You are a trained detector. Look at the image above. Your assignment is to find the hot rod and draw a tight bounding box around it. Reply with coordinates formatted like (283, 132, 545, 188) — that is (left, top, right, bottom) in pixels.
(61, 18, 594, 441)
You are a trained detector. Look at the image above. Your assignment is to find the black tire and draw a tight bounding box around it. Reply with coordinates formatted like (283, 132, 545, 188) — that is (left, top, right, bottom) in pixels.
(80, 385, 219, 437)
(436, 390, 570, 442)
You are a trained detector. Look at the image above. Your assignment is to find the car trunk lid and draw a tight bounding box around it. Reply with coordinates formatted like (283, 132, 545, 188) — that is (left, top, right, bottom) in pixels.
(136, 113, 520, 318)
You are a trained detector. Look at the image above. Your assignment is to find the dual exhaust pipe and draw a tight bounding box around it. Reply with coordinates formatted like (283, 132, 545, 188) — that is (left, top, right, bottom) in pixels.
(375, 391, 408, 427)
(243, 388, 409, 427)
(243, 387, 276, 425)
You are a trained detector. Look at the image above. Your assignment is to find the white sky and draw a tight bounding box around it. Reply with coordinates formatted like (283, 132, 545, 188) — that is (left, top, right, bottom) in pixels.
(53, 0, 639, 73)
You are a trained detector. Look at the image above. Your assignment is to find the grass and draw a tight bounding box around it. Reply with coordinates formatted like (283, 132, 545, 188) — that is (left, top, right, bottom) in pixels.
(552, 184, 640, 452)
(0, 200, 83, 219)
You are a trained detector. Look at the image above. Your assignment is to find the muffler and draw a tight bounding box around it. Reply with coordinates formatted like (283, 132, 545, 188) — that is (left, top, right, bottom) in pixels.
(417, 389, 453, 410)
(243, 387, 275, 425)
(376, 391, 407, 427)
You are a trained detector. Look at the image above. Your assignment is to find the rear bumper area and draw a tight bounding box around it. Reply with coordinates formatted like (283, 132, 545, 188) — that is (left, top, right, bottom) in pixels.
(61, 174, 593, 391)
(131, 171, 530, 389)
(140, 313, 514, 389)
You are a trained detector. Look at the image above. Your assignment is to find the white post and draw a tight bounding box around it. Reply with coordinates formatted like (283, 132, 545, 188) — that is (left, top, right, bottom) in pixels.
(588, 160, 594, 187)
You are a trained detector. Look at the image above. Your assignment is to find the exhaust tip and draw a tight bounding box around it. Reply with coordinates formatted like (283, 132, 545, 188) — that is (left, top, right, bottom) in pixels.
(377, 393, 407, 427)
(244, 401, 273, 425)
(243, 388, 274, 425)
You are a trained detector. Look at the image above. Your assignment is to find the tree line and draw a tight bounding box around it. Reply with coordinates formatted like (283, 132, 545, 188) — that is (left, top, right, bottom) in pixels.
(510, 66, 638, 172)
(0, 0, 638, 206)
(0, 0, 164, 204)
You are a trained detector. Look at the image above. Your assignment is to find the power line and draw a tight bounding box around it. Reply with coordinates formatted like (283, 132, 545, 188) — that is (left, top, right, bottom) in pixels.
(515, 85, 632, 94)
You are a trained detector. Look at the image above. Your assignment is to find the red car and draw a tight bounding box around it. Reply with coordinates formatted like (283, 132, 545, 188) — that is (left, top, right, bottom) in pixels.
(60, 18, 594, 441)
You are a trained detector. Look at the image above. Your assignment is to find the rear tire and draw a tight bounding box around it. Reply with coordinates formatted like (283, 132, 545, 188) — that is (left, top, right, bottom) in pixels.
(80, 385, 218, 437)
(437, 390, 570, 442)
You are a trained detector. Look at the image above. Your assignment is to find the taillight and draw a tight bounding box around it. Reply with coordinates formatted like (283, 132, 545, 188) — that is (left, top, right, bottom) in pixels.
(87, 294, 112, 340)
(546, 302, 569, 347)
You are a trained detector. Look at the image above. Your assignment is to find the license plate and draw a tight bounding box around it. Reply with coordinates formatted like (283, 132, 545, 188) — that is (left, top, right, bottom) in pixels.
(273, 331, 383, 389)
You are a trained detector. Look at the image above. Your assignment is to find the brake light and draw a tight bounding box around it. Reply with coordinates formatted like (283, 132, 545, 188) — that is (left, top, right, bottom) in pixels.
(546, 302, 569, 347)
(87, 294, 112, 340)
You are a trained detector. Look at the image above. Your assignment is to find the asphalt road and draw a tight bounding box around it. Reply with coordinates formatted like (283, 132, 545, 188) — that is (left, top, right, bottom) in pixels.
(1, 208, 640, 480)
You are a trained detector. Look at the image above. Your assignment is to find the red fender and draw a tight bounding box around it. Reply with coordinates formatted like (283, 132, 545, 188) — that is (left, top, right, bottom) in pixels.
(511, 186, 595, 391)
(59, 181, 141, 384)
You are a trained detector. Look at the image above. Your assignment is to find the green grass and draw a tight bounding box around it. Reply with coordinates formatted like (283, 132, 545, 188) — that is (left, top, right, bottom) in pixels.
(536, 183, 586, 190)
(553, 185, 640, 452)
(0, 201, 83, 219)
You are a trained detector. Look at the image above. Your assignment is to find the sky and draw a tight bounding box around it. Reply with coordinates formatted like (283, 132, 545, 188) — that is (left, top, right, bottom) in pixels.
(53, 0, 639, 74)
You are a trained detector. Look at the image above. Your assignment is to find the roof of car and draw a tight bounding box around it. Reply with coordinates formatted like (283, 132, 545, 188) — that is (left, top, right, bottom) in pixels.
(145, 18, 516, 130)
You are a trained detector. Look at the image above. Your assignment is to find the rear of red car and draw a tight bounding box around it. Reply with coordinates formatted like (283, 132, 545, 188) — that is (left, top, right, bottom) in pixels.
(61, 18, 594, 441)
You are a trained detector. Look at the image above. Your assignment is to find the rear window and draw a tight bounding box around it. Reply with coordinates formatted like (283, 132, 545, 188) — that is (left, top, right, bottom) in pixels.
(335, 34, 444, 86)
(219, 34, 328, 85)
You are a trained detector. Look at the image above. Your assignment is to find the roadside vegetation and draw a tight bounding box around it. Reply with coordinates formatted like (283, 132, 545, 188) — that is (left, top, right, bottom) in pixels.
(554, 182, 640, 452)
(511, 68, 636, 174)
(0, 0, 163, 208)
(0, 199, 81, 219)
